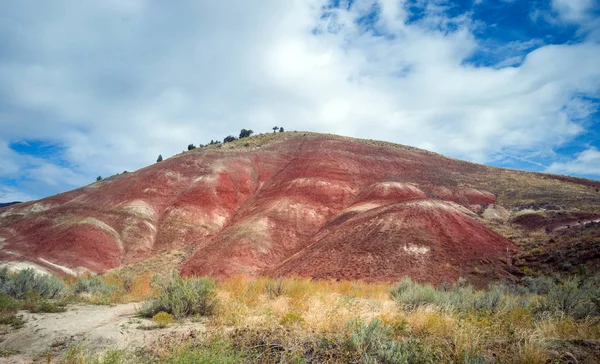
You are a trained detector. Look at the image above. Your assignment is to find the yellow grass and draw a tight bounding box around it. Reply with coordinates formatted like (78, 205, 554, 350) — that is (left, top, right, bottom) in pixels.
(59, 273, 599, 363)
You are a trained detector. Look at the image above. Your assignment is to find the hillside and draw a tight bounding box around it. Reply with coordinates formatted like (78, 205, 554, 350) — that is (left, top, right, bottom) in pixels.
(0, 132, 598, 285)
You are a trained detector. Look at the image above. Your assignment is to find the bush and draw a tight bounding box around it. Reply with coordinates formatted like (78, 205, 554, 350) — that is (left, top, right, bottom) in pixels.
(20, 292, 66, 313)
(473, 284, 505, 312)
(347, 319, 438, 363)
(536, 277, 599, 319)
(389, 277, 439, 310)
(522, 276, 556, 295)
(390, 277, 523, 313)
(0, 293, 17, 314)
(0, 268, 66, 299)
(73, 275, 119, 299)
(152, 311, 174, 328)
(187, 144, 196, 151)
(137, 271, 216, 319)
(223, 135, 237, 143)
(0, 293, 24, 328)
(239, 129, 253, 139)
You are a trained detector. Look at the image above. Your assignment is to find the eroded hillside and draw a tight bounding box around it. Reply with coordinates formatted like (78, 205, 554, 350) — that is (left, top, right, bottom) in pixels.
(1, 132, 598, 285)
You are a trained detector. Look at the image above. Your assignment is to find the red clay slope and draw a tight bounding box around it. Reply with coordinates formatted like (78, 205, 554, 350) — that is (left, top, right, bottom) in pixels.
(0, 134, 521, 283)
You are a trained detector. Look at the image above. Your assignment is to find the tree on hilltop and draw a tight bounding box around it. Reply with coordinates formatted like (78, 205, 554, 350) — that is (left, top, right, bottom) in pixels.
(157, 154, 163, 162)
(188, 144, 196, 151)
(223, 135, 237, 143)
(239, 129, 254, 139)
(272, 126, 278, 133)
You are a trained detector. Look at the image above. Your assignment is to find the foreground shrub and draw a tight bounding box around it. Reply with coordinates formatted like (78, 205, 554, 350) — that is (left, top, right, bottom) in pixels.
(0, 293, 25, 328)
(536, 277, 599, 319)
(152, 311, 174, 328)
(347, 319, 438, 363)
(138, 271, 216, 319)
(0, 268, 66, 299)
(20, 292, 67, 313)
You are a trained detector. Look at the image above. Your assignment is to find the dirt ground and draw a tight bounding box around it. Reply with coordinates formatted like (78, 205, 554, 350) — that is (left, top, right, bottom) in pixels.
(0, 303, 205, 363)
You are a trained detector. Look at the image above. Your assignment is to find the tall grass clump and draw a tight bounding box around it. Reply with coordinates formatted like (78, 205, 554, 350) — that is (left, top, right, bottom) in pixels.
(138, 271, 216, 319)
(0, 267, 66, 299)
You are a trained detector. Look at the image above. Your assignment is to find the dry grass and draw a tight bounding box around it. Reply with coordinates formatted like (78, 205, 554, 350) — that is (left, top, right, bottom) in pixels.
(54, 273, 600, 363)
(202, 276, 597, 362)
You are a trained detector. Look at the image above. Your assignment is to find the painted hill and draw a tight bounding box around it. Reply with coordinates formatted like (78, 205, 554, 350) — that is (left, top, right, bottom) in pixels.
(1, 132, 598, 285)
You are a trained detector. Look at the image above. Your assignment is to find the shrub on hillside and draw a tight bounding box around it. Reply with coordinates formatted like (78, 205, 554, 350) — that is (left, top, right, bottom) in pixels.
(239, 129, 253, 139)
(0, 267, 66, 299)
(137, 271, 216, 319)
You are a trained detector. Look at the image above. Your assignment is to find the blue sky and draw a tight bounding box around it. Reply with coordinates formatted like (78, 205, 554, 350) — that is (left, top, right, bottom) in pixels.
(1, 0, 600, 202)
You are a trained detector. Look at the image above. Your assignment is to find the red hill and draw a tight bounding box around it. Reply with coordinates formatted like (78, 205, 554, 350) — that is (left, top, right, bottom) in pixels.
(1, 133, 598, 285)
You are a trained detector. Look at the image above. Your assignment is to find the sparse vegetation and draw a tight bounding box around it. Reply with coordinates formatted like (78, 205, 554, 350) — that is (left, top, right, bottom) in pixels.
(156, 154, 163, 162)
(0, 269, 596, 362)
(223, 135, 237, 143)
(72, 274, 119, 303)
(187, 143, 196, 151)
(137, 271, 216, 319)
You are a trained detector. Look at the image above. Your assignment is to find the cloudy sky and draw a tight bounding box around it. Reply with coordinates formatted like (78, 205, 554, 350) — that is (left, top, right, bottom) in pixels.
(1, 0, 599, 202)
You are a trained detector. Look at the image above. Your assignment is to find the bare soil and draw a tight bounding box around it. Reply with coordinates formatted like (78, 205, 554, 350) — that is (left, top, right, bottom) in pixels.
(0, 304, 205, 363)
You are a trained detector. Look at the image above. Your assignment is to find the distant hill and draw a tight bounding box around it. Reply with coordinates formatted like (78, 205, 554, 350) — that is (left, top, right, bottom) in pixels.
(0, 202, 21, 209)
(0, 132, 598, 285)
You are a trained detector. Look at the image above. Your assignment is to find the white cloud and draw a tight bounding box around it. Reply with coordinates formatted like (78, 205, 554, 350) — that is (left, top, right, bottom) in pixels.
(1, 0, 600, 200)
(547, 148, 600, 176)
(552, 0, 595, 23)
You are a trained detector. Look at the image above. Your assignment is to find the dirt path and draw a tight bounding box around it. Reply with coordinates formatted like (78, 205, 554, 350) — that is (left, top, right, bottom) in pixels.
(0, 303, 204, 363)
